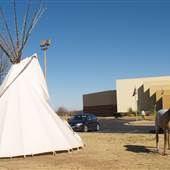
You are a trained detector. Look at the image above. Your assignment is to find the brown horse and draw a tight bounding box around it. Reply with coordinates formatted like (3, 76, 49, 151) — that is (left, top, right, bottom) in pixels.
(155, 109, 170, 155)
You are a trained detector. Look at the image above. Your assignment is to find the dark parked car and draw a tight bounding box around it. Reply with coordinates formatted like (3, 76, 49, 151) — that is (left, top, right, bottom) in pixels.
(68, 113, 100, 132)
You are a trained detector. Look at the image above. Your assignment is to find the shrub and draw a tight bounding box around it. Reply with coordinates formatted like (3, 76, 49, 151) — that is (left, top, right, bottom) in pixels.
(56, 106, 83, 118)
(126, 108, 137, 117)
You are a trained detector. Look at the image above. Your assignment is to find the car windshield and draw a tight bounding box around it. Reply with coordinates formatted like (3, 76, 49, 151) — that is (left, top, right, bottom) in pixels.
(73, 115, 87, 120)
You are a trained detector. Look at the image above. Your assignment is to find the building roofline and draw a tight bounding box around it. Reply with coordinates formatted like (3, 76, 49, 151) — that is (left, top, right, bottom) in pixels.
(83, 90, 116, 96)
(116, 75, 170, 82)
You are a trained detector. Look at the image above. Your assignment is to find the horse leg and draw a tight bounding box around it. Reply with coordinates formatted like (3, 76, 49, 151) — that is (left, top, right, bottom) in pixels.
(163, 129, 167, 156)
(156, 128, 159, 152)
(168, 130, 170, 149)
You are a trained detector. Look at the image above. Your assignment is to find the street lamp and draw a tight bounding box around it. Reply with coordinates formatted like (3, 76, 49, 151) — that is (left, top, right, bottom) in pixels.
(40, 39, 51, 80)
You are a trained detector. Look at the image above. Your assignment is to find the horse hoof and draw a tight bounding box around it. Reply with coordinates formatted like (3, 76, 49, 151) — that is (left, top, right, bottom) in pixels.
(162, 152, 166, 156)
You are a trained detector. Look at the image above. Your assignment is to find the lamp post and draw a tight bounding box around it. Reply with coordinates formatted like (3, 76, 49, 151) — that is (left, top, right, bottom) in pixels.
(40, 39, 51, 80)
(132, 86, 138, 121)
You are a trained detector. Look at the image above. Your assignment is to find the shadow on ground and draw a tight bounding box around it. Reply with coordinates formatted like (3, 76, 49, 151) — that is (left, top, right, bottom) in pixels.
(124, 145, 155, 153)
(97, 117, 154, 134)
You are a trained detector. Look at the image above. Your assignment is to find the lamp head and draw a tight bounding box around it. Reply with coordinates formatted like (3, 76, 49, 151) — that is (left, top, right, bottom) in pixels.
(40, 39, 51, 47)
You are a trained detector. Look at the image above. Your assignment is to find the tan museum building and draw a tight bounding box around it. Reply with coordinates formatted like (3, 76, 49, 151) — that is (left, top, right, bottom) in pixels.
(116, 76, 170, 113)
(83, 76, 170, 116)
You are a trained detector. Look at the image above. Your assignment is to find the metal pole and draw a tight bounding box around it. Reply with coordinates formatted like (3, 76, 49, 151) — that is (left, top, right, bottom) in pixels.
(44, 49, 47, 80)
(40, 39, 51, 80)
(135, 94, 137, 121)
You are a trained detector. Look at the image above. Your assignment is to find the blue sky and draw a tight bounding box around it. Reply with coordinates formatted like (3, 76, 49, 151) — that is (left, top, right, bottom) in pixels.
(1, 0, 170, 110)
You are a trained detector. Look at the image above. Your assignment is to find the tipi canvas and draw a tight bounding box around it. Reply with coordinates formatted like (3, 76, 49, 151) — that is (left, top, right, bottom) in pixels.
(0, 54, 83, 158)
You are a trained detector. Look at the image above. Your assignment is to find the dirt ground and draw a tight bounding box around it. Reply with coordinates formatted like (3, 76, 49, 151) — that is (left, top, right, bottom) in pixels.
(0, 117, 170, 170)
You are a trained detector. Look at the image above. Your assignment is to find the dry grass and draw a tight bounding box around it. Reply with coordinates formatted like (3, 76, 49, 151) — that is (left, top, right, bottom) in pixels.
(0, 117, 170, 170)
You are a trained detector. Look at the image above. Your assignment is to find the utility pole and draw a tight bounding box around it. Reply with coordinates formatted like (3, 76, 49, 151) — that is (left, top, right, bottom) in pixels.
(132, 86, 138, 121)
(40, 39, 51, 80)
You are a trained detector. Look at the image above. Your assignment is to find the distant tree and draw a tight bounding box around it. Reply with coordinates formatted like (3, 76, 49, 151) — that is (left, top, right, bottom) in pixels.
(56, 106, 69, 116)
(56, 107, 83, 117)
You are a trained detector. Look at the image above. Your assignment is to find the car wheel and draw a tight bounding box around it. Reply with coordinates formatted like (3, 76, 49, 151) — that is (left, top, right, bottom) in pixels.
(96, 124, 100, 131)
(84, 125, 88, 132)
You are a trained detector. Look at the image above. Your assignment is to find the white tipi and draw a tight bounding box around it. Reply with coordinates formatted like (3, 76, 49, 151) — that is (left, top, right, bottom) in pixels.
(0, 54, 83, 158)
